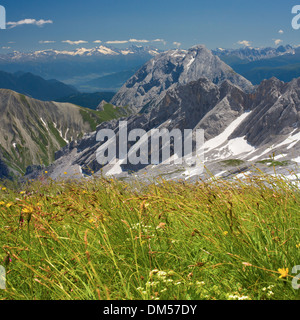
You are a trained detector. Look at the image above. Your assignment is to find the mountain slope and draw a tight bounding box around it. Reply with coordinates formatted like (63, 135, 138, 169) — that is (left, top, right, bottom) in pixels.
(0, 89, 132, 178)
(111, 45, 253, 112)
(0, 71, 78, 101)
(56, 92, 116, 109)
(42, 75, 299, 180)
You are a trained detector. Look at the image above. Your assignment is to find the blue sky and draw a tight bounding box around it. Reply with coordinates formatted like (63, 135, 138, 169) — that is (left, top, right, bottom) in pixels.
(0, 0, 299, 53)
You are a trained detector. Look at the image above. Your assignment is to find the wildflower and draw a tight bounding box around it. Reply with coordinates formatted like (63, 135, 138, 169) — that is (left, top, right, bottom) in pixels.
(2, 187, 6, 191)
(22, 206, 34, 214)
(6, 202, 13, 208)
(296, 244, 300, 249)
(0, 201, 5, 206)
(150, 269, 159, 275)
(64, 172, 67, 175)
(223, 231, 228, 236)
(45, 171, 48, 174)
(20, 191, 26, 195)
(157, 271, 167, 278)
(278, 268, 289, 279)
(267, 291, 274, 297)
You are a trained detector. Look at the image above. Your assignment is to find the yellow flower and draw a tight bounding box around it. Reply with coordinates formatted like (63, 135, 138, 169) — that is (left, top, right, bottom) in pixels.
(278, 268, 289, 279)
(6, 202, 13, 208)
(20, 191, 26, 195)
(45, 171, 48, 174)
(2, 187, 6, 191)
(223, 231, 228, 236)
(0, 201, 5, 206)
(64, 172, 67, 175)
(22, 206, 34, 214)
(296, 244, 300, 249)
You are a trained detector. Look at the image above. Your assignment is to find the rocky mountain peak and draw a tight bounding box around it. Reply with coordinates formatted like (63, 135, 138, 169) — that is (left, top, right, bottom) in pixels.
(111, 44, 253, 112)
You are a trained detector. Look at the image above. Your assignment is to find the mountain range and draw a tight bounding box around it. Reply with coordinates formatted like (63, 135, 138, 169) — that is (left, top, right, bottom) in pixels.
(33, 45, 299, 181)
(1, 44, 299, 181)
(213, 45, 295, 62)
(0, 70, 78, 101)
(215, 45, 300, 85)
(0, 45, 161, 87)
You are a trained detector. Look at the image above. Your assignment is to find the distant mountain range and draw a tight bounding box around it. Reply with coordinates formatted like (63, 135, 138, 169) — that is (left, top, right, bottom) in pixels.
(0, 45, 160, 61)
(0, 45, 161, 85)
(214, 45, 300, 85)
(213, 45, 295, 62)
(0, 70, 78, 101)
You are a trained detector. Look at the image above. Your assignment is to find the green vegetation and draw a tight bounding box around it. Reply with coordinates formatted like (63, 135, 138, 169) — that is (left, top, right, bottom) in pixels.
(220, 159, 244, 166)
(79, 104, 132, 131)
(257, 159, 289, 167)
(0, 172, 299, 300)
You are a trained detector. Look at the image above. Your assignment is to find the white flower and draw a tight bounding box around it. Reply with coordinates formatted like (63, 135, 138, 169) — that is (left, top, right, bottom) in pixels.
(157, 271, 167, 278)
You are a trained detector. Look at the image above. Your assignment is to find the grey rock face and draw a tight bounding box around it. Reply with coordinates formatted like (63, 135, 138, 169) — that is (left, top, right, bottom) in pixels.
(111, 45, 253, 112)
(46, 78, 251, 176)
(230, 77, 300, 146)
(96, 100, 108, 111)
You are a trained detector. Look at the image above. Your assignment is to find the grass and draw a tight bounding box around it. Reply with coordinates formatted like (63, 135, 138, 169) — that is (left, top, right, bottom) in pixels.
(257, 159, 289, 167)
(0, 172, 299, 300)
(220, 159, 245, 166)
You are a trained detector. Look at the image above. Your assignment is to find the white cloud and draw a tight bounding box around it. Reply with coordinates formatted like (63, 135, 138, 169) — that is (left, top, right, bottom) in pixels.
(153, 39, 167, 45)
(93, 40, 102, 43)
(2, 47, 11, 50)
(7, 19, 53, 29)
(278, 30, 284, 34)
(274, 39, 283, 45)
(39, 40, 56, 44)
(62, 40, 88, 45)
(238, 40, 252, 47)
(106, 40, 128, 44)
(173, 41, 181, 48)
(129, 39, 149, 43)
